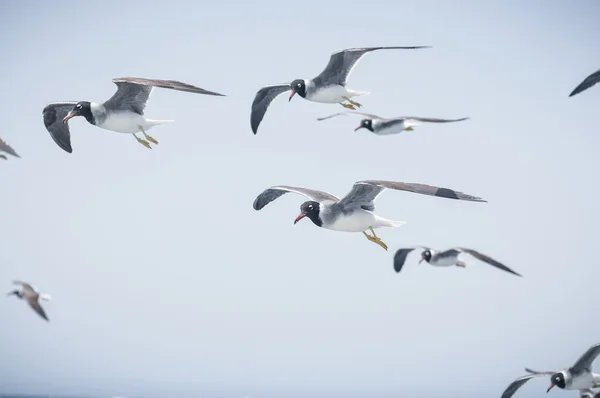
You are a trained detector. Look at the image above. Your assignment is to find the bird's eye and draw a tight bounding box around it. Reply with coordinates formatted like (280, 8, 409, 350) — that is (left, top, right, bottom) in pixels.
(297, 83, 301, 87)
(77, 104, 82, 109)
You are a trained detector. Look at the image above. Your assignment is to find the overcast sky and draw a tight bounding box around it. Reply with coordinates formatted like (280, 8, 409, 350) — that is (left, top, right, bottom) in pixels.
(1, 1, 599, 397)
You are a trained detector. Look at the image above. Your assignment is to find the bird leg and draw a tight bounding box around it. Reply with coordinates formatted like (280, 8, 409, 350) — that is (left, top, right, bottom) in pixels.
(132, 133, 152, 149)
(456, 261, 467, 268)
(362, 227, 388, 251)
(340, 102, 356, 110)
(343, 96, 362, 108)
(0, 154, 6, 160)
(139, 127, 159, 145)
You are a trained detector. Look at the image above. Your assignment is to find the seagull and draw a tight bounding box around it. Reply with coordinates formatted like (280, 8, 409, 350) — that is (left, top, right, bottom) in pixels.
(0, 137, 20, 160)
(500, 343, 600, 398)
(253, 180, 486, 250)
(569, 68, 600, 97)
(7, 281, 52, 321)
(316, 111, 469, 135)
(250, 46, 431, 134)
(393, 247, 521, 276)
(43, 77, 226, 153)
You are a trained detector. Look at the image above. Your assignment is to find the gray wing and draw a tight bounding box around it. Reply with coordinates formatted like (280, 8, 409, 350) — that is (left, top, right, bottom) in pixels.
(103, 77, 225, 114)
(501, 373, 550, 398)
(524, 368, 556, 375)
(313, 46, 431, 87)
(250, 84, 291, 134)
(569, 68, 600, 97)
(27, 299, 49, 322)
(253, 185, 340, 211)
(580, 389, 600, 398)
(456, 248, 522, 277)
(402, 116, 470, 123)
(435, 249, 463, 262)
(393, 247, 428, 273)
(571, 343, 600, 373)
(0, 137, 19, 158)
(316, 111, 381, 122)
(42, 102, 78, 153)
(13, 280, 36, 294)
(337, 180, 487, 212)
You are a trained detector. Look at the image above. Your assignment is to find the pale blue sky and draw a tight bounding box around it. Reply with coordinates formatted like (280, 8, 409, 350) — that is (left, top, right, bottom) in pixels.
(1, 1, 599, 397)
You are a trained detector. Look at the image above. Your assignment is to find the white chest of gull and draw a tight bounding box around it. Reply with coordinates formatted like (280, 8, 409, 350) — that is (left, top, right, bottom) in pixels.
(42, 77, 225, 153)
(250, 46, 431, 135)
(393, 246, 521, 276)
(7, 280, 52, 322)
(253, 180, 486, 251)
(317, 111, 470, 136)
(570, 68, 600, 97)
(501, 343, 600, 398)
(0, 137, 20, 160)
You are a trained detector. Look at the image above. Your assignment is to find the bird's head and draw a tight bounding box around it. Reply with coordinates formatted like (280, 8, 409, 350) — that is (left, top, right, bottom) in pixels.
(7, 290, 20, 298)
(419, 250, 432, 264)
(289, 79, 307, 101)
(547, 372, 566, 392)
(63, 101, 92, 123)
(294, 201, 322, 227)
(355, 119, 374, 132)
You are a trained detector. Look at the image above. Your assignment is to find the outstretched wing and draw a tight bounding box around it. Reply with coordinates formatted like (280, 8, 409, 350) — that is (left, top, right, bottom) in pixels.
(403, 116, 470, 123)
(28, 299, 49, 322)
(42, 102, 78, 153)
(393, 247, 428, 273)
(104, 77, 225, 115)
(456, 248, 522, 277)
(0, 137, 20, 158)
(13, 280, 36, 294)
(313, 46, 431, 87)
(571, 343, 600, 374)
(250, 84, 291, 134)
(501, 373, 550, 398)
(253, 185, 340, 211)
(569, 68, 600, 97)
(316, 111, 381, 122)
(337, 180, 487, 212)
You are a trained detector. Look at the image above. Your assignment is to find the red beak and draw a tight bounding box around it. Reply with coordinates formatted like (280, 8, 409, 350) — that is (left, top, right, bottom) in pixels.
(62, 111, 77, 123)
(547, 384, 555, 393)
(289, 91, 296, 101)
(418, 258, 425, 264)
(354, 125, 363, 131)
(294, 212, 306, 224)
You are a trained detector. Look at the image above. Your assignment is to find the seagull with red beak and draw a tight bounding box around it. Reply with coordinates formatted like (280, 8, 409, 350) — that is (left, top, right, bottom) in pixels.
(500, 343, 600, 398)
(250, 46, 431, 134)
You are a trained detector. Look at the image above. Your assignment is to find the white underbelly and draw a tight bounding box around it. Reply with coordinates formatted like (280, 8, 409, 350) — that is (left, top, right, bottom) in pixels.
(98, 112, 149, 134)
(375, 123, 406, 135)
(431, 257, 458, 267)
(326, 210, 378, 232)
(570, 373, 595, 390)
(307, 85, 350, 103)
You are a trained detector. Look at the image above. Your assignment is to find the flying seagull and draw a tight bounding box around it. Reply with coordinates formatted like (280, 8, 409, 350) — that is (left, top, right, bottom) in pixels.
(0, 137, 20, 160)
(253, 180, 485, 250)
(316, 111, 469, 135)
(43, 77, 226, 153)
(393, 247, 521, 276)
(7, 281, 51, 321)
(500, 343, 600, 398)
(250, 46, 431, 134)
(569, 68, 600, 97)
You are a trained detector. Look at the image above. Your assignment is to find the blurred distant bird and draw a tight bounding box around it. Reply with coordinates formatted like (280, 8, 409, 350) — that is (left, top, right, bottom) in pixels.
(253, 180, 485, 251)
(317, 111, 469, 135)
(7, 281, 51, 321)
(43, 77, 225, 153)
(0, 137, 19, 160)
(569, 68, 600, 97)
(251, 46, 431, 134)
(501, 343, 600, 398)
(393, 246, 521, 276)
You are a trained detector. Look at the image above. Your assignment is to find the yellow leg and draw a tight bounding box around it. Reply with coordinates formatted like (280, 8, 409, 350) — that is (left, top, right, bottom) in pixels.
(362, 228, 388, 251)
(0, 154, 6, 160)
(140, 127, 158, 145)
(405, 127, 414, 131)
(133, 133, 152, 149)
(340, 102, 356, 110)
(343, 96, 362, 108)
